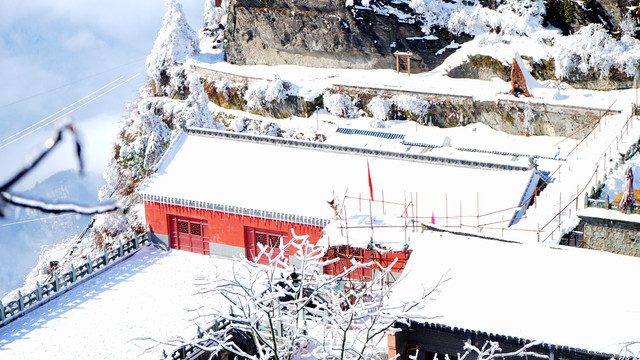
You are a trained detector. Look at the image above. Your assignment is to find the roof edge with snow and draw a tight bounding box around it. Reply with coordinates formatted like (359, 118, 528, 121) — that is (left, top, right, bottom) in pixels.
(141, 193, 330, 227)
(185, 127, 531, 171)
(406, 320, 616, 359)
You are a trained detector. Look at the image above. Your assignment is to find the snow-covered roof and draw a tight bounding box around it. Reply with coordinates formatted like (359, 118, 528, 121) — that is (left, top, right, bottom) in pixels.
(0, 246, 219, 359)
(140, 128, 538, 229)
(390, 232, 640, 355)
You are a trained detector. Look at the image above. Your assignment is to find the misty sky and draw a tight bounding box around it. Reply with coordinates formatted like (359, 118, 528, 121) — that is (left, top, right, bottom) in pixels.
(0, 0, 204, 189)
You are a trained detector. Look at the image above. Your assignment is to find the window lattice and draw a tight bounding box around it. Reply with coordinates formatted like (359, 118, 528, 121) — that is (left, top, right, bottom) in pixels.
(177, 221, 189, 234)
(256, 232, 268, 246)
(268, 235, 280, 247)
(190, 222, 202, 236)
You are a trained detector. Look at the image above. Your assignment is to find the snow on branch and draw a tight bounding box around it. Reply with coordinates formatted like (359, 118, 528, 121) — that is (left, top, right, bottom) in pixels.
(460, 340, 548, 360)
(171, 231, 437, 360)
(0, 122, 121, 217)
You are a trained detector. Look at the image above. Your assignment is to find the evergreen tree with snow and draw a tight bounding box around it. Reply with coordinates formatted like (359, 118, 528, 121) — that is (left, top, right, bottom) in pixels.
(146, 0, 200, 96)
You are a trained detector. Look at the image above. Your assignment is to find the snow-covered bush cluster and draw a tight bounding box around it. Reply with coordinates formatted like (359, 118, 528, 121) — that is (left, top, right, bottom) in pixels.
(367, 96, 391, 120)
(245, 119, 282, 136)
(407, 0, 544, 37)
(244, 75, 288, 110)
(551, 24, 640, 79)
(367, 95, 430, 122)
(323, 92, 361, 118)
(392, 95, 430, 118)
(146, 0, 199, 93)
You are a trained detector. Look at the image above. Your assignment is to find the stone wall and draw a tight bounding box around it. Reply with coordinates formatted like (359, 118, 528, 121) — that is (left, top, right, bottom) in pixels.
(579, 215, 640, 256)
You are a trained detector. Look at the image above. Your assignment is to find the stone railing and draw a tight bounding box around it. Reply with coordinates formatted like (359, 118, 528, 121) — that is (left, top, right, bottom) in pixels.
(0, 233, 150, 328)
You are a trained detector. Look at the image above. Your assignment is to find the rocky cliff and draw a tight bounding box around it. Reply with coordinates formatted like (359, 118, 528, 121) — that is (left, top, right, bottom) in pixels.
(225, 0, 469, 72)
(225, 0, 640, 86)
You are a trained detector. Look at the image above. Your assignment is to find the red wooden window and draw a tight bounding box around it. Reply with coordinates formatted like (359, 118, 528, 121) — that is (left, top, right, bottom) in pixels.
(169, 216, 209, 255)
(244, 227, 287, 263)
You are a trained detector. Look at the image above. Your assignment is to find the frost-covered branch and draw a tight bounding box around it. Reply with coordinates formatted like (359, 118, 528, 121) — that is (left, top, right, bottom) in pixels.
(174, 230, 436, 360)
(0, 122, 121, 217)
(460, 340, 548, 360)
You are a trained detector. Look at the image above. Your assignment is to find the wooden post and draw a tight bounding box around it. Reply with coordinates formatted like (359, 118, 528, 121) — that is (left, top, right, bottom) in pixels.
(18, 291, 24, 312)
(0, 300, 5, 321)
(476, 192, 480, 231)
(559, 193, 562, 232)
(445, 193, 449, 227)
(344, 204, 350, 246)
(36, 282, 42, 301)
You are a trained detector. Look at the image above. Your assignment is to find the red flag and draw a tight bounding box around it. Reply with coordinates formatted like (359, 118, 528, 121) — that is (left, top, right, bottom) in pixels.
(431, 212, 436, 225)
(367, 159, 374, 202)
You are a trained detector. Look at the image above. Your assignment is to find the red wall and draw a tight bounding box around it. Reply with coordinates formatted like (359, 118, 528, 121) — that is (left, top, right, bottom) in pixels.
(144, 201, 323, 250)
(144, 201, 411, 278)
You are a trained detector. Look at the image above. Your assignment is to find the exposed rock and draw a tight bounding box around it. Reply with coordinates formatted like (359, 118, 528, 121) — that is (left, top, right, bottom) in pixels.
(225, 0, 470, 72)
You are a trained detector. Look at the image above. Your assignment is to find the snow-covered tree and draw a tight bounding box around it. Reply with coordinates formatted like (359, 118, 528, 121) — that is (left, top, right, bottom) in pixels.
(146, 0, 200, 95)
(204, 0, 228, 28)
(174, 232, 436, 360)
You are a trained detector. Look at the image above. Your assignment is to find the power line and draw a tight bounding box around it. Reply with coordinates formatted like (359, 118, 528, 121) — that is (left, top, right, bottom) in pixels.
(0, 58, 144, 109)
(3, 76, 125, 142)
(0, 213, 73, 227)
(0, 73, 141, 151)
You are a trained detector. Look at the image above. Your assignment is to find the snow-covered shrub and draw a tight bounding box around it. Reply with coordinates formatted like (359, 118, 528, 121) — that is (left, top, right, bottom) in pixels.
(215, 78, 231, 100)
(552, 24, 640, 79)
(230, 117, 247, 132)
(367, 96, 391, 120)
(146, 0, 199, 91)
(391, 95, 430, 119)
(245, 119, 281, 137)
(323, 92, 360, 118)
(409, 0, 544, 37)
(262, 122, 281, 137)
(204, 0, 228, 28)
(523, 104, 536, 135)
(244, 76, 288, 110)
(447, 5, 498, 36)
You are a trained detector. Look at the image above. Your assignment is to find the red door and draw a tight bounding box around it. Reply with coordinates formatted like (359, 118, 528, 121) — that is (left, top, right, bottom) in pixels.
(169, 215, 209, 255)
(244, 227, 287, 263)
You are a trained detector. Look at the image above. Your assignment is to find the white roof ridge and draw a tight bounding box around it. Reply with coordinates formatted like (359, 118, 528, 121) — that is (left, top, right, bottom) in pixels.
(185, 127, 531, 171)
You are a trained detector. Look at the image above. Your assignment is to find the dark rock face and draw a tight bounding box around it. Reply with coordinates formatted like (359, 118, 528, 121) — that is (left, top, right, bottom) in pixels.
(225, 0, 469, 72)
(226, 0, 640, 71)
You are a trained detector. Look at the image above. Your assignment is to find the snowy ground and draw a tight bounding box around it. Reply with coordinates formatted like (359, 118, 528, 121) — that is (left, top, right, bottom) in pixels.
(0, 246, 220, 360)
